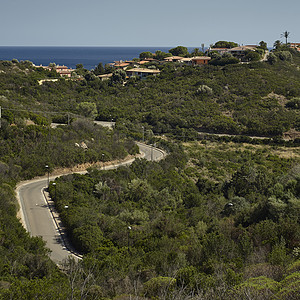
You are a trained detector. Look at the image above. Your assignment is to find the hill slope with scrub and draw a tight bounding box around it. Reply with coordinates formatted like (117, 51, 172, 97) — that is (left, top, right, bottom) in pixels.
(0, 46, 299, 298)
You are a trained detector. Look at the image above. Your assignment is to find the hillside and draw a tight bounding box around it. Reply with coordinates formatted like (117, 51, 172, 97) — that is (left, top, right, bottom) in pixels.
(0, 49, 300, 139)
(0, 48, 299, 298)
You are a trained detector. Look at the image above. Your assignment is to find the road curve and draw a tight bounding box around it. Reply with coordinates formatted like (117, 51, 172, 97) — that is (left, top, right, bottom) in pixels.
(16, 143, 166, 264)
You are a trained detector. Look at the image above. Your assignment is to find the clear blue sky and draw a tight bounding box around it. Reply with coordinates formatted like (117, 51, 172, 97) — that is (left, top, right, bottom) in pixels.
(1, 0, 299, 48)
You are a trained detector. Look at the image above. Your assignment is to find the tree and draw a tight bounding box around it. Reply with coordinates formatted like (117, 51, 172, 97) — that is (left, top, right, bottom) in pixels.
(201, 43, 205, 53)
(139, 51, 153, 59)
(258, 41, 268, 50)
(244, 50, 261, 62)
(277, 51, 293, 61)
(169, 46, 189, 57)
(155, 50, 171, 60)
(191, 48, 204, 57)
(77, 102, 98, 118)
(93, 62, 105, 75)
(281, 31, 290, 45)
(267, 52, 277, 64)
(111, 69, 126, 83)
(273, 40, 282, 50)
(76, 64, 84, 69)
(212, 41, 238, 49)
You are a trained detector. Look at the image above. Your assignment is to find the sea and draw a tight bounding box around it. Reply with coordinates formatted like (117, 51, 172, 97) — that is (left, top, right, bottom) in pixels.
(0, 46, 190, 70)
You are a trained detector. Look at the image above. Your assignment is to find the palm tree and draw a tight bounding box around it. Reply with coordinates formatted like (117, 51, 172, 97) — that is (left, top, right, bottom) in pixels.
(281, 31, 290, 45)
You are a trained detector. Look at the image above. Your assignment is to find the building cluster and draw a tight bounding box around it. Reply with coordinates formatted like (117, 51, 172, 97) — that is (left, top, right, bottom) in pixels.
(207, 45, 258, 58)
(98, 55, 212, 81)
(34, 64, 74, 78)
(34, 42, 299, 82)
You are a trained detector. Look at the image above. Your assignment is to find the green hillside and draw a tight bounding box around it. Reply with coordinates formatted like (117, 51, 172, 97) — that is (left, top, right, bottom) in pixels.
(0, 47, 299, 299)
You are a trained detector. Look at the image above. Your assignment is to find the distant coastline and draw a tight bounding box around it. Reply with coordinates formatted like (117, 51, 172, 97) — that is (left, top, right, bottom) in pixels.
(0, 46, 196, 70)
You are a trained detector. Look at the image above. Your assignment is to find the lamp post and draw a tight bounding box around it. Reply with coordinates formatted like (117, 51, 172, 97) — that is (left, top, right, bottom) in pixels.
(45, 165, 49, 189)
(127, 226, 131, 254)
(52, 182, 57, 201)
(142, 126, 144, 142)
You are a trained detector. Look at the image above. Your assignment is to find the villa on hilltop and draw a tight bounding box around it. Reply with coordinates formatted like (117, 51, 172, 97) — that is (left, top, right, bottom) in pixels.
(126, 68, 160, 79)
(35, 64, 74, 78)
(290, 43, 300, 51)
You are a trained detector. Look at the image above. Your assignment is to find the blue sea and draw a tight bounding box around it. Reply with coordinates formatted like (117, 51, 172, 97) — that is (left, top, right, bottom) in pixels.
(0, 46, 179, 70)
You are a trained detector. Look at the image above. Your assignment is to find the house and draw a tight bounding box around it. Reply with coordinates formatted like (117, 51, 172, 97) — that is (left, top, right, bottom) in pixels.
(179, 58, 193, 65)
(97, 73, 113, 81)
(191, 56, 211, 65)
(113, 61, 130, 69)
(164, 56, 184, 63)
(138, 60, 149, 65)
(34, 64, 73, 77)
(290, 43, 300, 51)
(55, 65, 73, 77)
(207, 47, 229, 55)
(227, 45, 257, 58)
(126, 68, 160, 79)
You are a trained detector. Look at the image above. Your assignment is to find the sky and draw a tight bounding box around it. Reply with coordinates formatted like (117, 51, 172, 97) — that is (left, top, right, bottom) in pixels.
(0, 0, 299, 48)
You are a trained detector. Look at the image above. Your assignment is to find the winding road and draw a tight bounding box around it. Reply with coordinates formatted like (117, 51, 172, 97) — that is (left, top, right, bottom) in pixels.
(16, 143, 166, 264)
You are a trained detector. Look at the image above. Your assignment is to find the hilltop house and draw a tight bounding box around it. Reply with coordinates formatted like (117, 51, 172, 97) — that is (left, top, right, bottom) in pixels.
(55, 65, 73, 78)
(97, 73, 113, 81)
(227, 45, 257, 58)
(34, 64, 73, 77)
(207, 47, 228, 55)
(126, 68, 160, 79)
(290, 43, 300, 51)
(191, 56, 211, 65)
(113, 61, 130, 69)
(164, 56, 184, 63)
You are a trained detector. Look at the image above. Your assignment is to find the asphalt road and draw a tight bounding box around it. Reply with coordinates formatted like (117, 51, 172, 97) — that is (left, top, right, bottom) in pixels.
(17, 143, 165, 264)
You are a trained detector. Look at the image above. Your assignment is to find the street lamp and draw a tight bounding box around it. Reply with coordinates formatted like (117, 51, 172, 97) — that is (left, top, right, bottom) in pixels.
(127, 226, 132, 254)
(142, 126, 144, 142)
(45, 165, 49, 189)
(52, 182, 57, 201)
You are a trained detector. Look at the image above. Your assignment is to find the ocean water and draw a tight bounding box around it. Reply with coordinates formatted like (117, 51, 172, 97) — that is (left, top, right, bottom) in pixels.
(0, 46, 176, 70)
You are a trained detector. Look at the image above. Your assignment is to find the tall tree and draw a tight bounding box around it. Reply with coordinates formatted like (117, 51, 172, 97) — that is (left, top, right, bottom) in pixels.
(212, 41, 238, 49)
(258, 41, 268, 50)
(93, 62, 105, 75)
(169, 46, 189, 57)
(281, 31, 290, 45)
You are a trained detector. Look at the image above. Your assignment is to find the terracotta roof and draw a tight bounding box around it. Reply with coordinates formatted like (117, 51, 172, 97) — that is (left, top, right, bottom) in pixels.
(114, 63, 130, 67)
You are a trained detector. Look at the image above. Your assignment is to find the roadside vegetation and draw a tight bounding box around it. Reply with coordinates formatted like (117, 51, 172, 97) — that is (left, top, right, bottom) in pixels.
(45, 138, 300, 299)
(0, 41, 299, 298)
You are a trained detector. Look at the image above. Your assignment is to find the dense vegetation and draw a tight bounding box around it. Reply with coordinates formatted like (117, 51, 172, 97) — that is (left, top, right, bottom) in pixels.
(0, 44, 299, 298)
(45, 138, 300, 299)
(1, 48, 299, 139)
(0, 117, 137, 298)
